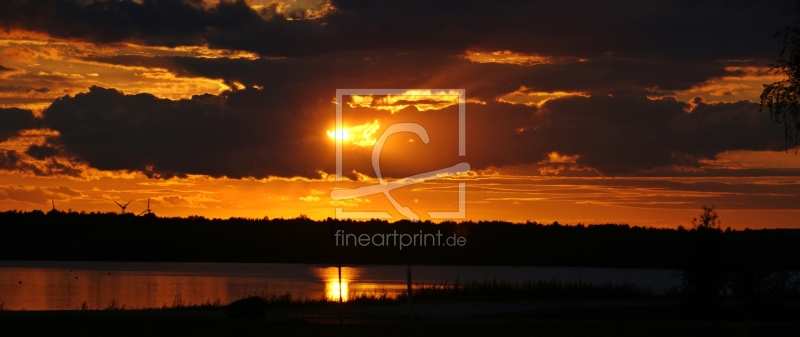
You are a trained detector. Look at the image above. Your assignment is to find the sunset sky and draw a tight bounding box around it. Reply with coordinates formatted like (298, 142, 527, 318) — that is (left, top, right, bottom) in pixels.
(1, 0, 799, 229)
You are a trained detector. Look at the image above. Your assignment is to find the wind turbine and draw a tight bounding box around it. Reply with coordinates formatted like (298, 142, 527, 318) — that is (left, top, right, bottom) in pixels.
(48, 198, 59, 214)
(114, 199, 133, 214)
(139, 197, 153, 216)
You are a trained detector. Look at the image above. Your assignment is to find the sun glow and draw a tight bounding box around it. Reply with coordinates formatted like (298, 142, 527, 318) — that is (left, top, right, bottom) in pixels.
(326, 120, 380, 147)
(326, 129, 350, 141)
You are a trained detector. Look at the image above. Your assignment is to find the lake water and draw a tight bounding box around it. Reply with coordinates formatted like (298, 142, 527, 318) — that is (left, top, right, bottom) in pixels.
(0, 261, 681, 310)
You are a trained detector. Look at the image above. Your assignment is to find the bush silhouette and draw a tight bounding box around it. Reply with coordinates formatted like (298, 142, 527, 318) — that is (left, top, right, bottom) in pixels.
(679, 205, 800, 306)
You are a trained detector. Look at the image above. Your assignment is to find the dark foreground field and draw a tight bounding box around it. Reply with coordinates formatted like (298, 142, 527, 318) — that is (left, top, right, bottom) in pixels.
(3, 318, 800, 337)
(2, 304, 800, 337)
(0, 307, 800, 337)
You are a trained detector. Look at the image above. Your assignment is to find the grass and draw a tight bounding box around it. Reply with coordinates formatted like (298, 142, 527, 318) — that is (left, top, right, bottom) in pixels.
(397, 279, 662, 303)
(223, 279, 662, 308)
(68, 294, 227, 311)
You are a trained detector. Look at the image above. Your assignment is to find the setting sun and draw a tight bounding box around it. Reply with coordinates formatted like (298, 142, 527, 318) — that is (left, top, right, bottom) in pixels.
(326, 120, 381, 147)
(326, 128, 350, 141)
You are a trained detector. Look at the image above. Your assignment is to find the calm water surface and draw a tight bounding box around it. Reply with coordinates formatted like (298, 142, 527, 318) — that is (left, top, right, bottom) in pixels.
(0, 261, 680, 310)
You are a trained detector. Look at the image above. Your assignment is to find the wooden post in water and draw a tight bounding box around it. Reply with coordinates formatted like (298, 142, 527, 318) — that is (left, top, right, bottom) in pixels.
(338, 260, 343, 325)
(330, 220, 345, 325)
(407, 265, 412, 318)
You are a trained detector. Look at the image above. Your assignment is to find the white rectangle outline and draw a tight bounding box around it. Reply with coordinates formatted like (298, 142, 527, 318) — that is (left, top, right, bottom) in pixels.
(334, 89, 467, 219)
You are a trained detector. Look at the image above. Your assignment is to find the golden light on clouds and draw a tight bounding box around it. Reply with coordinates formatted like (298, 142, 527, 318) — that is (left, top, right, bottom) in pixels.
(464, 50, 554, 66)
(0, 29, 250, 107)
(535, 152, 583, 175)
(700, 150, 800, 170)
(666, 66, 786, 103)
(498, 86, 589, 107)
(224, 0, 337, 20)
(547, 152, 579, 164)
(0, 132, 86, 179)
(348, 90, 461, 113)
(0, 128, 59, 152)
(139, 45, 260, 60)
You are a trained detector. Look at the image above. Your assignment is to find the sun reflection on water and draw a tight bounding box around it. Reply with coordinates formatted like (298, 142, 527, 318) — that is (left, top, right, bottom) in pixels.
(325, 278, 349, 301)
(314, 266, 361, 302)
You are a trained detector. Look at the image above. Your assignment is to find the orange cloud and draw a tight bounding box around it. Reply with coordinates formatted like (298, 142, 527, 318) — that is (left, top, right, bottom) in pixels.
(347, 90, 462, 114)
(498, 86, 589, 107)
(666, 66, 786, 103)
(464, 50, 553, 66)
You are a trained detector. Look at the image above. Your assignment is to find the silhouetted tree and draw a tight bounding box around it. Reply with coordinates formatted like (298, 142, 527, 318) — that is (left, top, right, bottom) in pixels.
(692, 205, 722, 230)
(761, 3, 800, 150)
(680, 205, 727, 305)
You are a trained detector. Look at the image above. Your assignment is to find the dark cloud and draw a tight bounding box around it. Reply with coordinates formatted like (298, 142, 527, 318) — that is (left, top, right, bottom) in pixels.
(41, 86, 323, 178)
(0, 64, 15, 72)
(39, 157, 83, 176)
(25, 143, 61, 160)
(0, 150, 41, 174)
(378, 96, 786, 177)
(511, 96, 786, 175)
(0, 0, 328, 55)
(0, 149, 83, 176)
(0, 0, 795, 61)
(4, 1, 794, 179)
(0, 107, 36, 142)
(0, 0, 211, 46)
(35, 86, 787, 179)
(86, 51, 732, 102)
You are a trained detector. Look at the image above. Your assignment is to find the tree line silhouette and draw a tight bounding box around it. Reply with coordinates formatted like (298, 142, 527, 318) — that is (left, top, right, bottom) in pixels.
(0, 209, 798, 273)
